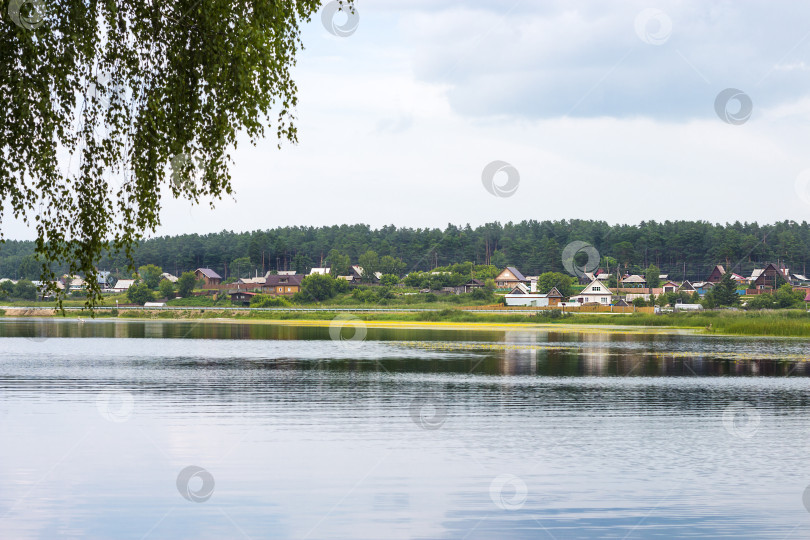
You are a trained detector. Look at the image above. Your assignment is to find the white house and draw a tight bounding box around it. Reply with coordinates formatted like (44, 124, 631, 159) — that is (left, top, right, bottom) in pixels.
(570, 280, 613, 305)
(111, 279, 135, 292)
(309, 267, 331, 275)
(504, 285, 564, 307)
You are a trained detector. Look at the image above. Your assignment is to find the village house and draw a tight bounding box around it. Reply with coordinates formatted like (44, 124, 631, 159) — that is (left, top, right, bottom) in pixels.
(707, 265, 726, 283)
(661, 281, 679, 294)
(262, 273, 304, 295)
(570, 280, 613, 305)
(678, 280, 696, 295)
(309, 267, 331, 275)
(752, 263, 790, 290)
(60, 275, 87, 292)
(494, 267, 528, 289)
(463, 279, 485, 293)
(693, 282, 714, 296)
(97, 271, 115, 289)
(238, 276, 266, 287)
(110, 279, 135, 293)
(160, 272, 178, 283)
(621, 275, 646, 288)
(229, 291, 258, 306)
(195, 268, 222, 287)
(504, 285, 563, 307)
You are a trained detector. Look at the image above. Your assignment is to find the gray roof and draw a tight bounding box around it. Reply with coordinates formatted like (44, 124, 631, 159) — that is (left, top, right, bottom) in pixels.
(506, 266, 527, 281)
(196, 268, 222, 279)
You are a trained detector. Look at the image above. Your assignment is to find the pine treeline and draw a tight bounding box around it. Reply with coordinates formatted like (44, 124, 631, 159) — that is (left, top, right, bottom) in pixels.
(1, 219, 808, 281)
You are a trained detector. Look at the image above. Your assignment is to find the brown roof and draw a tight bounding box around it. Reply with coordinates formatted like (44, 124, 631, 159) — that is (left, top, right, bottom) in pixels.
(265, 274, 304, 286)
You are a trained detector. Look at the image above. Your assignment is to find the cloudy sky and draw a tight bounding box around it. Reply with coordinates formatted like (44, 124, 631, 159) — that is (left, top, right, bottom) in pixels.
(12, 0, 810, 239)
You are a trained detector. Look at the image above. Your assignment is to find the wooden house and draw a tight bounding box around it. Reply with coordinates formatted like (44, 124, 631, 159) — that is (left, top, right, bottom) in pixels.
(752, 263, 789, 290)
(262, 273, 304, 295)
(463, 279, 484, 293)
(229, 291, 258, 306)
(707, 265, 726, 283)
(495, 267, 527, 289)
(678, 280, 696, 294)
(621, 275, 646, 288)
(661, 281, 679, 294)
(195, 268, 222, 287)
(693, 282, 714, 296)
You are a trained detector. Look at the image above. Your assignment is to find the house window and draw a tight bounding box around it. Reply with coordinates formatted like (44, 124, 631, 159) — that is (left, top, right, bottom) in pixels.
(601, 297, 607, 303)
(594, 286, 600, 291)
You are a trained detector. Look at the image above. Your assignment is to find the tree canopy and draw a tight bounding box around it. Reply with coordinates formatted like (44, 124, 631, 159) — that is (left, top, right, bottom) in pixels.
(1, 0, 345, 306)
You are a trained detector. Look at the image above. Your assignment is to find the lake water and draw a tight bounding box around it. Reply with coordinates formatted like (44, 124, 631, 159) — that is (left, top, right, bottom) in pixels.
(1, 318, 810, 539)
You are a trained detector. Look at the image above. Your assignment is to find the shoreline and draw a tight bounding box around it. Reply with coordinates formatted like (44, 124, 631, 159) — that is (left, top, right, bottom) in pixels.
(2, 306, 809, 338)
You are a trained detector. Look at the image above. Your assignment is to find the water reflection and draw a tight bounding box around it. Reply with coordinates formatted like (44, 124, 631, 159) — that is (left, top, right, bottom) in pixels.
(2, 323, 810, 538)
(1, 318, 809, 377)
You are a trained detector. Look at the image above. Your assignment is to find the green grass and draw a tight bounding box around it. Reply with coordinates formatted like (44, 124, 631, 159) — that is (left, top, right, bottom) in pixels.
(545, 310, 810, 336)
(3, 298, 809, 337)
(166, 296, 233, 307)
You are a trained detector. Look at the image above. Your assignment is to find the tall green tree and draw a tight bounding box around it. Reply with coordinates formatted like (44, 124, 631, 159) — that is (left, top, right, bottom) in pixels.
(536, 272, 576, 297)
(299, 274, 337, 302)
(158, 279, 175, 300)
(358, 250, 379, 281)
(379, 255, 406, 276)
(291, 253, 313, 275)
(176, 271, 197, 298)
(137, 264, 163, 289)
(13, 279, 37, 300)
(1, 0, 348, 305)
(326, 250, 351, 277)
(707, 273, 740, 307)
(230, 257, 252, 278)
(645, 265, 661, 288)
(127, 282, 154, 305)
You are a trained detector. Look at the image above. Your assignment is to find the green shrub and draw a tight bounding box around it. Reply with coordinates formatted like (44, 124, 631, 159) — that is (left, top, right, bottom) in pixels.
(250, 294, 292, 308)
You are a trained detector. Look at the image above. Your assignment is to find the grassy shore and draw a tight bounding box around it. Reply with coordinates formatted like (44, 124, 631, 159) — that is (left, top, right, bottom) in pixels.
(2, 305, 809, 337)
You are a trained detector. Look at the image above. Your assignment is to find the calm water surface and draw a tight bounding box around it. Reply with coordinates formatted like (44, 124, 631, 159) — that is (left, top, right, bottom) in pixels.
(1, 318, 810, 539)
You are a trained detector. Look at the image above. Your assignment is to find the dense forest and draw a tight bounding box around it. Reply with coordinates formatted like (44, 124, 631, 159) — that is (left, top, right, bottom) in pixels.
(1, 220, 809, 281)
